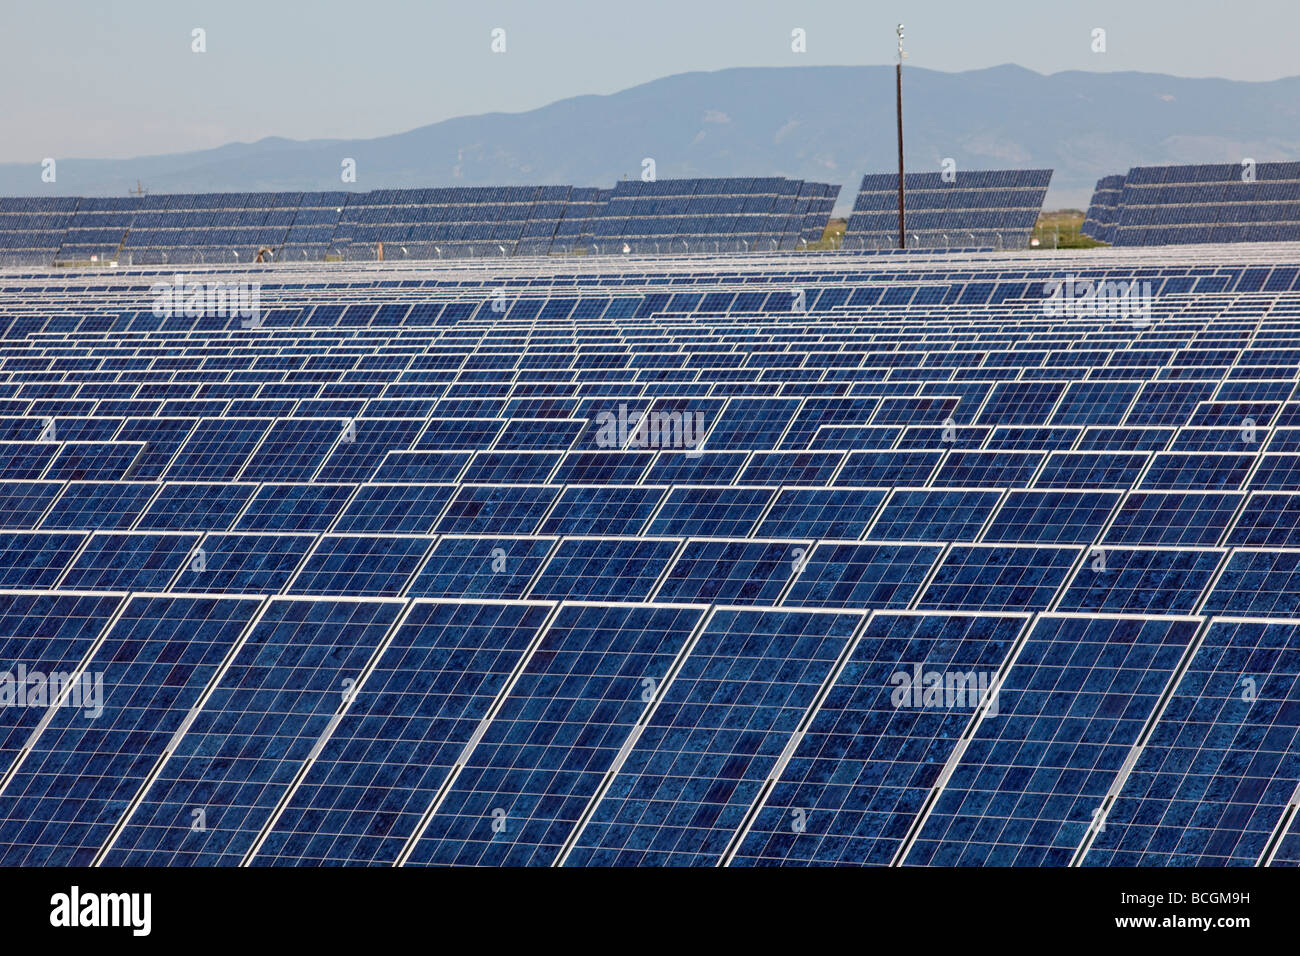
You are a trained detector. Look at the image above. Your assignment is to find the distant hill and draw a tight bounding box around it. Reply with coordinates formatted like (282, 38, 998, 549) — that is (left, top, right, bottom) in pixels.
(4, 64, 1299, 211)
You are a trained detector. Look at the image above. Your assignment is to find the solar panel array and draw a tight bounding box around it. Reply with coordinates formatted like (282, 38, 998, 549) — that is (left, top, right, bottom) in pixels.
(1081, 175, 1125, 243)
(1087, 162, 1300, 246)
(0, 179, 840, 268)
(2, 239, 1300, 867)
(584, 177, 840, 254)
(332, 186, 574, 261)
(0, 197, 78, 263)
(844, 169, 1052, 249)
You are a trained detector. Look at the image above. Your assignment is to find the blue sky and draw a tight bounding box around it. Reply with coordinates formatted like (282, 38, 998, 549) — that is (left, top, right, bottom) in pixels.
(1, 0, 1289, 162)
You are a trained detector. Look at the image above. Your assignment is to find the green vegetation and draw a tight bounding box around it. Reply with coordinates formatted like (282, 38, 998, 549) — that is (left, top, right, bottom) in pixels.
(1033, 209, 1106, 249)
(805, 218, 847, 250)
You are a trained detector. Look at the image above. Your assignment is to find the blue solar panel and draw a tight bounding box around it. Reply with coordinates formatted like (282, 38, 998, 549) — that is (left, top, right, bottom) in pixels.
(783, 543, 943, 609)
(834, 450, 941, 486)
(405, 603, 704, 866)
(537, 485, 665, 536)
(525, 537, 676, 601)
(333, 483, 456, 534)
(104, 598, 404, 866)
(869, 489, 1001, 542)
(59, 531, 200, 591)
(406, 536, 556, 599)
(0, 595, 261, 865)
(232, 483, 354, 532)
(733, 612, 1026, 865)
(172, 532, 316, 592)
(288, 535, 432, 596)
(40, 481, 157, 530)
(5, 211, 1300, 872)
(163, 418, 271, 480)
(917, 545, 1081, 612)
(1056, 547, 1222, 613)
(654, 539, 805, 605)
(251, 600, 554, 866)
(0, 592, 124, 780)
(983, 490, 1123, 545)
(1201, 549, 1300, 616)
(645, 486, 773, 537)
(1225, 492, 1300, 547)
(135, 482, 257, 531)
(564, 607, 862, 866)
(907, 615, 1200, 866)
(1102, 492, 1242, 547)
(754, 488, 886, 539)
(1085, 620, 1300, 865)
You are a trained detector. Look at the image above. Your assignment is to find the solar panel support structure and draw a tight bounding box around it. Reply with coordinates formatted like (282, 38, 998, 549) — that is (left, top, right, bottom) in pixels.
(896, 23, 907, 250)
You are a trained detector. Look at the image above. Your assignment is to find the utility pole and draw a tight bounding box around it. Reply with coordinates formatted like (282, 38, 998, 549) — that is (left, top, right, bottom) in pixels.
(896, 23, 907, 249)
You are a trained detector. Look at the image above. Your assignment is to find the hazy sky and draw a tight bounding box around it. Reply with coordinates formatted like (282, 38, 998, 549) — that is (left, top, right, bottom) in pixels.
(1, 0, 1287, 162)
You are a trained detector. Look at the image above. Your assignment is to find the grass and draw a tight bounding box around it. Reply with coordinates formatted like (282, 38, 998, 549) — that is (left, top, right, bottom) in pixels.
(1033, 209, 1106, 249)
(805, 218, 847, 251)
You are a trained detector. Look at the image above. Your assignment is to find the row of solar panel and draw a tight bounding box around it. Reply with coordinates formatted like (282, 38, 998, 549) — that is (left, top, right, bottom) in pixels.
(1, 499, 1300, 613)
(3, 254, 1295, 292)
(842, 170, 1051, 248)
(0, 178, 840, 264)
(1085, 163, 1300, 246)
(851, 190, 1048, 213)
(1, 594, 1296, 866)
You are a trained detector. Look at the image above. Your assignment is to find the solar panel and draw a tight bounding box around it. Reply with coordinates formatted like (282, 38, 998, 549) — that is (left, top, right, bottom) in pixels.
(405, 536, 556, 599)
(287, 535, 432, 596)
(783, 543, 944, 609)
(564, 607, 863, 866)
(251, 600, 554, 865)
(104, 598, 405, 865)
(404, 602, 703, 866)
(733, 612, 1027, 865)
(907, 615, 1200, 865)
(0, 595, 262, 865)
(529, 538, 679, 601)
(653, 539, 806, 605)
(3, 218, 1300, 872)
(1084, 620, 1300, 865)
(916, 545, 1081, 612)
(869, 489, 1002, 542)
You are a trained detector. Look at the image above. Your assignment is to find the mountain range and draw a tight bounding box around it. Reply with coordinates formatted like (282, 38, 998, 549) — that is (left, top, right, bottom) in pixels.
(5, 64, 1299, 211)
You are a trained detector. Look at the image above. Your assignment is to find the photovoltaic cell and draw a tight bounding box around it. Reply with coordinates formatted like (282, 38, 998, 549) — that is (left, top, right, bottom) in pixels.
(733, 612, 1025, 865)
(654, 539, 805, 605)
(907, 615, 1199, 866)
(565, 607, 862, 866)
(0, 592, 124, 780)
(104, 598, 404, 866)
(754, 488, 886, 539)
(251, 600, 554, 866)
(528, 538, 679, 601)
(0, 595, 261, 865)
(287, 535, 432, 596)
(916, 545, 1081, 612)
(982, 490, 1123, 545)
(1056, 547, 1222, 613)
(783, 543, 943, 609)
(1086, 620, 1300, 866)
(869, 489, 1001, 542)
(405, 536, 556, 599)
(59, 531, 201, 592)
(405, 603, 704, 866)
